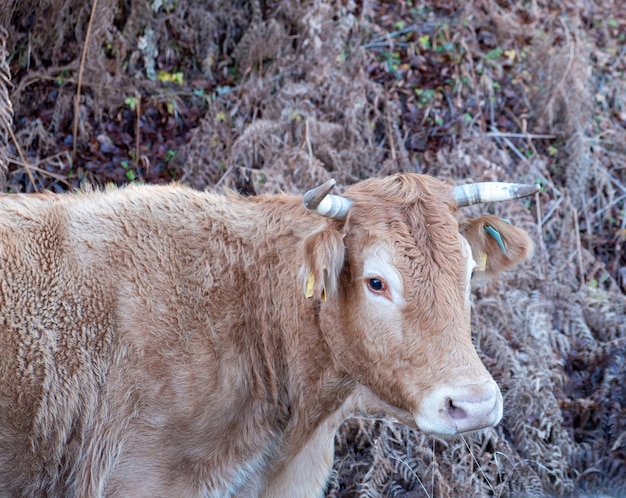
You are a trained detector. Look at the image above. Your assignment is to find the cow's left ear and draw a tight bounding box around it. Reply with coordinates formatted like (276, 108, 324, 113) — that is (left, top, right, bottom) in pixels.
(300, 227, 345, 301)
(459, 215, 533, 277)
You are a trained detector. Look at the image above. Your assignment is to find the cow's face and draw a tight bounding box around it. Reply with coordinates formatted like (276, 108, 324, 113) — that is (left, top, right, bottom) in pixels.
(301, 174, 533, 435)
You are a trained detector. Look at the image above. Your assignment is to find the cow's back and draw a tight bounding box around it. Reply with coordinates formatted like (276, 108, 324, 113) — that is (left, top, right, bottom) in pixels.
(0, 185, 318, 496)
(0, 194, 117, 495)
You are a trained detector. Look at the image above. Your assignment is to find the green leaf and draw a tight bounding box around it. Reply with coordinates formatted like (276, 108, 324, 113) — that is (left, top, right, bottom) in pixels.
(125, 97, 138, 111)
(157, 71, 184, 86)
(485, 47, 503, 60)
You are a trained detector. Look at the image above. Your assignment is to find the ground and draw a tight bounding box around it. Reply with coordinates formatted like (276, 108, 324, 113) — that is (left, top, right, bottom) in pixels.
(1, 1, 626, 496)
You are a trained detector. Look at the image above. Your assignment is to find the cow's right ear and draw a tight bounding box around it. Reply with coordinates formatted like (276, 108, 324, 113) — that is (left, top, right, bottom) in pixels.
(300, 228, 345, 301)
(459, 215, 534, 278)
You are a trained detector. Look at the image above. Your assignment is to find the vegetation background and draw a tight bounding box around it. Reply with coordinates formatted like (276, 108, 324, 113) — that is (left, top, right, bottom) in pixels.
(1, 0, 625, 496)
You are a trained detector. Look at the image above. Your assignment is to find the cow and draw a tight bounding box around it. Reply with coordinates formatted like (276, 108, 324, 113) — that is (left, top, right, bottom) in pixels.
(0, 173, 535, 497)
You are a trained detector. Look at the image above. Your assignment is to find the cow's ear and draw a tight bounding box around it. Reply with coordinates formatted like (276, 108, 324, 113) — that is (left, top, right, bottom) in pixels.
(459, 215, 533, 277)
(300, 228, 345, 301)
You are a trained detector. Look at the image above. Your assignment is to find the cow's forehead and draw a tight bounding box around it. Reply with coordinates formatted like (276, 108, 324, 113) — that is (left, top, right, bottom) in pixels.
(342, 175, 458, 243)
(343, 193, 462, 263)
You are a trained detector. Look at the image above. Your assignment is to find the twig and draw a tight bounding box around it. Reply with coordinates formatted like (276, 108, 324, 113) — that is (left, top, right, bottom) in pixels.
(431, 437, 436, 498)
(535, 192, 546, 280)
(9, 149, 75, 187)
(363, 26, 420, 49)
(460, 39, 486, 133)
(305, 118, 313, 164)
(487, 77, 495, 129)
(486, 131, 558, 139)
(608, 173, 626, 196)
(386, 104, 397, 162)
(7, 126, 37, 191)
(574, 207, 585, 287)
(614, 203, 626, 287)
(362, 42, 410, 50)
(541, 196, 563, 226)
(215, 164, 234, 188)
(543, 19, 576, 114)
(462, 434, 496, 495)
(490, 126, 527, 162)
(596, 194, 626, 217)
(11, 162, 72, 185)
(134, 89, 141, 169)
(73, 0, 99, 161)
(581, 190, 595, 242)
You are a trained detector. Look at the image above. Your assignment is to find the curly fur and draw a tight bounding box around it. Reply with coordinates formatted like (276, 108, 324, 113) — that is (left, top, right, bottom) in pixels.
(0, 174, 532, 496)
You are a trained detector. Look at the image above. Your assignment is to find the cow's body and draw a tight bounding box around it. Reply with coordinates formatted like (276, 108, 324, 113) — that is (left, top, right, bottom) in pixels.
(0, 175, 533, 497)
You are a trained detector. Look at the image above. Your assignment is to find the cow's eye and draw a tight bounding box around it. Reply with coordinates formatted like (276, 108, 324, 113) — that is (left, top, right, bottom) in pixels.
(367, 278, 386, 293)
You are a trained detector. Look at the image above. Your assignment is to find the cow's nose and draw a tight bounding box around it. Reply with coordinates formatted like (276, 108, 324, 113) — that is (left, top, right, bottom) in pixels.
(415, 381, 503, 435)
(442, 382, 502, 433)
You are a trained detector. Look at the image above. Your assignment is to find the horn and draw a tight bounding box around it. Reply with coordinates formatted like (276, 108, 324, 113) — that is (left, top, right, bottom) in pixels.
(453, 182, 539, 207)
(303, 179, 352, 220)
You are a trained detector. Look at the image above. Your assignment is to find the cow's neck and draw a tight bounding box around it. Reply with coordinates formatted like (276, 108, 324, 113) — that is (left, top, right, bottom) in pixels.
(219, 199, 358, 447)
(270, 297, 356, 449)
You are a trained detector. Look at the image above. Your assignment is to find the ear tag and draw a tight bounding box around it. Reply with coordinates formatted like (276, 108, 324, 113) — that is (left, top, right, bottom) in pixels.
(305, 267, 327, 301)
(305, 273, 315, 299)
(476, 252, 487, 271)
(485, 225, 507, 254)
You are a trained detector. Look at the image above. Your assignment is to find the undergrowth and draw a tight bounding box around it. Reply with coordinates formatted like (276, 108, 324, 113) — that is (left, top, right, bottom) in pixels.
(2, 0, 626, 496)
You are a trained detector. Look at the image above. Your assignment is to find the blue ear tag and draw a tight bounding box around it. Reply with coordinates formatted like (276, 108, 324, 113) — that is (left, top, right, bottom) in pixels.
(485, 225, 507, 254)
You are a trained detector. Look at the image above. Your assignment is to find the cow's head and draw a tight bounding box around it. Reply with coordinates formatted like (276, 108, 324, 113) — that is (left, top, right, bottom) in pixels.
(301, 174, 535, 435)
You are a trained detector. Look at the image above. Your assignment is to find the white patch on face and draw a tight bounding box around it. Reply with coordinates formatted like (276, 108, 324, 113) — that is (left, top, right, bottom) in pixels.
(361, 245, 406, 306)
(459, 236, 476, 305)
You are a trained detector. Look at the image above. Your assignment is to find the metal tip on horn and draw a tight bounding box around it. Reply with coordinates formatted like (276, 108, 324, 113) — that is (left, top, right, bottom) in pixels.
(303, 179, 352, 220)
(453, 182, 539, 208)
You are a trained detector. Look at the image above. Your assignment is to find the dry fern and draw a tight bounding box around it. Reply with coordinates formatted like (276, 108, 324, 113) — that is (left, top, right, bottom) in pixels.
(0, 27, 10, 187)
(179, 0, 396, 193)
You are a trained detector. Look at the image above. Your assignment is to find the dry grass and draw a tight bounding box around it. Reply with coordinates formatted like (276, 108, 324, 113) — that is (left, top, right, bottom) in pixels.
(2, 0, 626, 496)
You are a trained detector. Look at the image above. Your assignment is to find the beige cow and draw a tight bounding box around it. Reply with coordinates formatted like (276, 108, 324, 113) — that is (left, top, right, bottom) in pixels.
(0, 173, 535, 497)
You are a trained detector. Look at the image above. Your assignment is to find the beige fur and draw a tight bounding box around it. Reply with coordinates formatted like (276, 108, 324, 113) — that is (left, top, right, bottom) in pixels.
(0, 174, 533, 497)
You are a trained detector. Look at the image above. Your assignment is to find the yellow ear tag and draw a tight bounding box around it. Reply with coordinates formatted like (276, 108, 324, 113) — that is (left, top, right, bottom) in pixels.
(305, 273, 315, 299)
(476, 253, 487, 271)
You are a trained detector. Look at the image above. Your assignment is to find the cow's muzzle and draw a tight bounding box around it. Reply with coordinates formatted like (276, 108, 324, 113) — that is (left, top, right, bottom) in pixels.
(415, 381, 503, 435)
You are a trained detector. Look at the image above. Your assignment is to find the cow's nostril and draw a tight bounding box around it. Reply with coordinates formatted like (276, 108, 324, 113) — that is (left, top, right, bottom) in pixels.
(446, 398, 468, 420)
